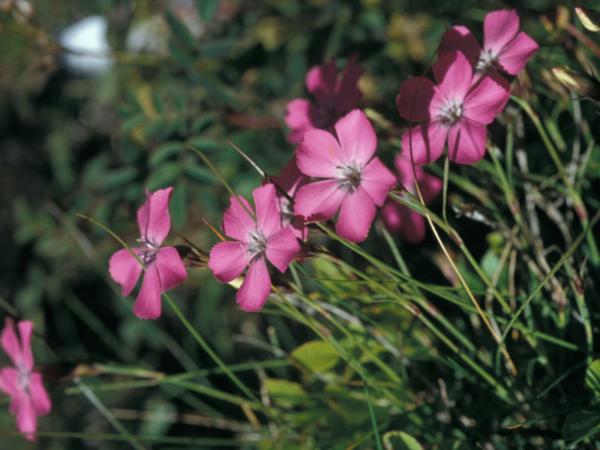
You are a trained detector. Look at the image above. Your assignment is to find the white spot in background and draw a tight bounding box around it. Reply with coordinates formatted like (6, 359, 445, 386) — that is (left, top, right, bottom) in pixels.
(60, 16, 113, 76)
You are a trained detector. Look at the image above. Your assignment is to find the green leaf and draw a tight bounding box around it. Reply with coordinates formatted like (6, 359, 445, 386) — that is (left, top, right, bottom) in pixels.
(562, 408, 600, 442)
(170, 181, 187, 229)
(264, 378, 306, 408)
(383, 431, 424, 450)
(291, 340, 339, 373)
(196, 0, 219, 22)
(146, 162, 181, 190)
(586, 359, 600, 398)
(165, 10, 196, 51)
(150, 142, 183, 167)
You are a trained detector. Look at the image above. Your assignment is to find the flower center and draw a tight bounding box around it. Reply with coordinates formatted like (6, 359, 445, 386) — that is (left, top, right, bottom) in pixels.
(248, 229, 267, 257)
(476, 48, 498, 73)
(17, 364, 30, 391)
(337, 164, 362, 193)
(438, 99, 464, 127)
(138, 239, 159, 266)
(279, 198, 295, 225)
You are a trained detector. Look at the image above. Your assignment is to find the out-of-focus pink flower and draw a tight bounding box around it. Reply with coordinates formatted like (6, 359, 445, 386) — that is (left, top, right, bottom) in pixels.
(285, 56, 364, 144)
(271, 156, 309, 240)
(294, 109, 396, 243)
(381, 155, 442, 243)
(439, 9, 538, 77)
(397, 51, 509, 165)
(208, 184, 301, 312)
(109, 187, 187, 320)
(0, 319, 51, 442)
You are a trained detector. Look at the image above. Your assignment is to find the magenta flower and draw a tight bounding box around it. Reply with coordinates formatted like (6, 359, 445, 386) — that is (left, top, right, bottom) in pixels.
(396, 51, 509, 165)
(208, 184, 301, 312)
(439, 9, 538, 77)
(285, 56, 363, 144)
(109, 187, 187, 320)
(294, 109, 396, 243)
(0, 319, 51, 442)
(271, 156, 309, 240)
(381, 155, 442, 243)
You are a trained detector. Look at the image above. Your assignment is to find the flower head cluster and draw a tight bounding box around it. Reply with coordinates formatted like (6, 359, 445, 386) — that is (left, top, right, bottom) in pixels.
(397, 9, 538, 165)
(208, 184, 301, 312)
(381, 155, 442, 243)
(285, 56, 363, 144)
(109, 187, 187, 319)
(0, 319, 51, 442)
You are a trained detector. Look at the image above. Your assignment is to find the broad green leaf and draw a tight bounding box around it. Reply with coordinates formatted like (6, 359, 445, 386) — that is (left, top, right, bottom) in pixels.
(264, 378, 306, 408)
(562, 408, 600, 442)
(196, 0, 219, 22)
(291, 340, 340, 373)
(586, 359, 600, 398)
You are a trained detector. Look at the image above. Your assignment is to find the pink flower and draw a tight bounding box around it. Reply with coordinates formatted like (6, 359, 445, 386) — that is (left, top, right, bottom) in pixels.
(381, 155, 442, 243)
(285, 56, 363, 144)
(109, 187, 187, 320)
(0, 319, 51, 442)
(208, 184, 301, 312)
(439, 9, 538, 77)
(294, 109, 396, 243)
(270, 156, 309, 240)
(396, 51, 509, 165)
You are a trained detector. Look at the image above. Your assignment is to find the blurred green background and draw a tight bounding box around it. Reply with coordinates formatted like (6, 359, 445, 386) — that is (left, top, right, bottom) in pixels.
(2, 0, 600, 449)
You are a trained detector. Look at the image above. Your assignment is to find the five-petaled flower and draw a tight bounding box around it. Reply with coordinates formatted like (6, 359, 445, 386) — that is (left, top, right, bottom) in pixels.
(294, 109, 396, 243)
(109, 187, 187, 320)
(439, 9, 538, 78)
(397, 51, 509, 165)
(285, 56, 363, 144)
(381, 154, 442, 243)
(0, 319, 51, 442)
(208, 183, 301, 312)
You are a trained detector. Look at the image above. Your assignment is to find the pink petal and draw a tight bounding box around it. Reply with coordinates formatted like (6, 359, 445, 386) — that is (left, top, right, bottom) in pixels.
(29, 373, 51, 416)
(381, 202, 403, 233)
(394, 155, 418, 188)
(447, 119, 487, 164)
(360, 157, 396, 206)
(439, 25, 481, 66)
(483, 9, 520, 54)
(253, 184, 281, 238)
(296, 129, 342, 178)
(208, 241, 249, 283)
(420, 172, 443, 204)
(335, 55, 363, 114)
(133, 264, 162, 320)
(0, 367, 18, 399)
(137, 187, 173, 246)
(336, 188, 377, 243)
(433, 51, 473, 101)
(396, 77, 439, 122)
(15, 392, 37, 442)
(237, 256, 271, 312)
(498, 31, 539, 75)
(108, 248, 143, 296)
(272, 155, 307, 197)
(306, 60, 337, 101)
(294, 179, 345, 221)
(334, 109, 377, 167)
(155, 247, 187, 291)
(285, 99, 313, 144)
(401, 122, 448, 165)
(463, 75, 509, 125)
(222, 195, 254, 242)
(1, 319, 22, 368)
(400, 208, 427, 244)
(266, 227, 300, 273)
(17, 321, 33, 371)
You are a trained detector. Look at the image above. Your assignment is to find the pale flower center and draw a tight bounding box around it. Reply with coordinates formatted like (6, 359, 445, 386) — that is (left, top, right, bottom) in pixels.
(336, 164, 362, 193)
(438, 99, 464, 127)
(248, 229, 267, 257)
(17, 363, 30, 391)
(476, 48, 498, 73)
(138, 239, 160, 266)
(279, 197, 294, 225)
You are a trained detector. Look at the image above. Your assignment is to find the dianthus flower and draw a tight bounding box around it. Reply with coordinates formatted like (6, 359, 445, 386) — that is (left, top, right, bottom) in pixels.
(109, 187, 187, 319)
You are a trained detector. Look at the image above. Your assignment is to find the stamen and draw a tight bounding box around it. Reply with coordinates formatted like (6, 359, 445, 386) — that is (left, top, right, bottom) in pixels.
(336, 164, 362, 193)
(438, 99, 464, 127)
(476, 49, 498, 73)
(247, 230, 267, 257)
